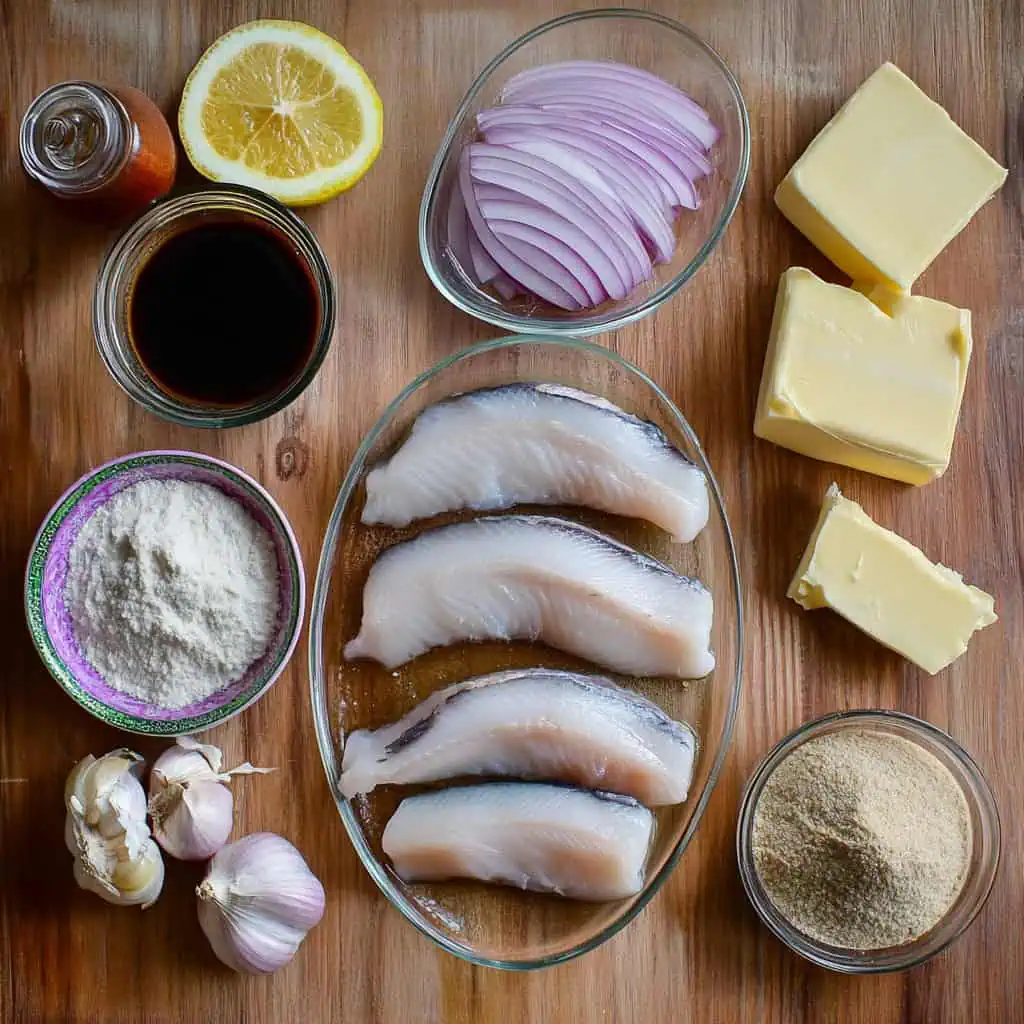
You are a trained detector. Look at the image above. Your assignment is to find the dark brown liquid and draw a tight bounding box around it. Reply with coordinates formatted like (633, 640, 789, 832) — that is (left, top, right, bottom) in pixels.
(128, 218, 319, 406)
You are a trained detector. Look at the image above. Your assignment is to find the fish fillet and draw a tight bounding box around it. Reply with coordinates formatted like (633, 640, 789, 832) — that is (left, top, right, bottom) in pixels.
(382, 783, 654, 900)
(344, 515, 715, 677)
(341, 668, 698, 804)
(361, 384, 709, 542)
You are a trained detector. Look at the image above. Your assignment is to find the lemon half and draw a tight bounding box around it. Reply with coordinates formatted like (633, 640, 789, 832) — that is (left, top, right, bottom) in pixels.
(179, 20, 383, 206)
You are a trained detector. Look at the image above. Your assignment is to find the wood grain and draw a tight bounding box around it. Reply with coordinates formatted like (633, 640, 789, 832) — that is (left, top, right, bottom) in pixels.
(1, 0, 1021, 1021)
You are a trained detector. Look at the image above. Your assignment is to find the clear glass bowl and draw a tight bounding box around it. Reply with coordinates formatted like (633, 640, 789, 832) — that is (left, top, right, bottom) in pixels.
(736, 709, 1001, 973)
(419, 9, 750, 336)
(93, 184, 336, 428)
(309, 335, 743, 968)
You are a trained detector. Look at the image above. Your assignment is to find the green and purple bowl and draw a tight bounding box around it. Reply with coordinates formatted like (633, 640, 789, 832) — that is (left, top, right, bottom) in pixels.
(25, 450, 305, 736)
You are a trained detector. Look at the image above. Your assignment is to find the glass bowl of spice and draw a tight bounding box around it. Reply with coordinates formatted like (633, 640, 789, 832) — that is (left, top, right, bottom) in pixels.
(736, 709, 1000, 973)
(25, 450, 305, 736)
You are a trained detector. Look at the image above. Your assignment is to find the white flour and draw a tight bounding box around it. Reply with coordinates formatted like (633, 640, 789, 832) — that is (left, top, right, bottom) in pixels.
(65, 479, 281, 708)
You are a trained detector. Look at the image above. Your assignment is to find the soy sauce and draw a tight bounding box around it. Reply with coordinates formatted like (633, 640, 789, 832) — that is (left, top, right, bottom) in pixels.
(128, 218, 319, 406)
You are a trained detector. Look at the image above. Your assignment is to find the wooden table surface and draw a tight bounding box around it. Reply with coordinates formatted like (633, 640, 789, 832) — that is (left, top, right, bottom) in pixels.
(2, 1, 1021, 1021)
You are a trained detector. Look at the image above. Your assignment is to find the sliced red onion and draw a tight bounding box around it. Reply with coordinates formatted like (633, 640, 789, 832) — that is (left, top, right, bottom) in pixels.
(502, 61, 718, 145)
(474, 186, 628, 300)
(485, 213, 609, 304)
(469, 144, 647, 287)
(534, 100, 713, 179)
(446, 180, 477, 282)
(467, 226, 501, 283)
(480, 127, 677, 263)
(478, 107, 674, 211)
(459, 150, 583, 310)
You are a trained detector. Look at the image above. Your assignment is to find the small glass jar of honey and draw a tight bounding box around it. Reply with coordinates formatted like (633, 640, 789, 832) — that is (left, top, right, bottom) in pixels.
(20, 81, 177, 217)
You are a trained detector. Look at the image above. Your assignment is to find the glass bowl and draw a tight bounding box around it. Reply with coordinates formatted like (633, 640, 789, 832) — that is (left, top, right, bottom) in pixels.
(309, 335, 743, 968)
(419, 9, 750, 336)
(25, 450, 305, 736)
(736, 709, 1000, 974)
(93, 184, 336, 428)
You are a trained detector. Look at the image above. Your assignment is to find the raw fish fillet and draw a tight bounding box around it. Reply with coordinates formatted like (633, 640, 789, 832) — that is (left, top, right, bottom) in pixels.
(382, 783, 654, 900)
(361, 384, 709, 542)
(343, 515, 715, 677)
(341, 668, 697, 804)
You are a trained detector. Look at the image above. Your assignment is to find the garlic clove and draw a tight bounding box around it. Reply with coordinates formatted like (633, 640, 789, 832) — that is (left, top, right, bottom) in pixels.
(152, 779, 234, 861)
(66, 749, 146, 838)
(148, 737, 273, 862)
(196, 833, 325, 974)
(64, 748, 164, 908)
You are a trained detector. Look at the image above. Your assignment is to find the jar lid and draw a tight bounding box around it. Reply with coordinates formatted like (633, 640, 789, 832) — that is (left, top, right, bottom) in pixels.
(20, 81, 130, 195)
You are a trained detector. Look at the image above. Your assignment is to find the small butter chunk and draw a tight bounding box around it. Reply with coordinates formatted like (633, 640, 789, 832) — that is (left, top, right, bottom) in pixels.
(789, 484, 996, 674)
(775, 62, 1007, 290)
(754, 267, 971, 485)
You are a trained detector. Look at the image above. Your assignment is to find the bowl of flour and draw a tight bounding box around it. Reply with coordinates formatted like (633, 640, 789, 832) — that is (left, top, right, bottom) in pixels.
(25, 450, 305, 735)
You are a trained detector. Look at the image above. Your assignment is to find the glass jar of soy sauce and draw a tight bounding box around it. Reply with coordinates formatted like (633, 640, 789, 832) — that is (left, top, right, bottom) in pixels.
(20, 81, 177, 218)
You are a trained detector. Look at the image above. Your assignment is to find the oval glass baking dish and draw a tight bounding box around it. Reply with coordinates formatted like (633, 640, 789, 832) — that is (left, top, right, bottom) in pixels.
(309, 335, 743, 968)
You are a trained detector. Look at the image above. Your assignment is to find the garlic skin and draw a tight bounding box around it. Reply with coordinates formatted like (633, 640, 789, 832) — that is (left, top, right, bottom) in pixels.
(148, 736, 272, 861)
(197, 832, 326, 974)
(64, 750, 164, 908)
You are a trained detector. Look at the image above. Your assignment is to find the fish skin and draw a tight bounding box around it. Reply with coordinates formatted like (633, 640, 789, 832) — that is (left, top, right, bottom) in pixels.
(361, 384, 709, 542)
(340, 667, 698, 804)
(381, 782, 655, 901)
(343, 514, 715, 678)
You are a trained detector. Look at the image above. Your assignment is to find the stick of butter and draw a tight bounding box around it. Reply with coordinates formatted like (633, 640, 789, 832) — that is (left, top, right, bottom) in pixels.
(775, 63, 1007, 291)
(789, 484, 996, 674)
(754, 267, 971, 485)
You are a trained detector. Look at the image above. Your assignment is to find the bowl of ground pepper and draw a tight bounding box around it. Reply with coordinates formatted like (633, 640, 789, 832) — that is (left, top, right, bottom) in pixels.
(736, 709, 1000, 973)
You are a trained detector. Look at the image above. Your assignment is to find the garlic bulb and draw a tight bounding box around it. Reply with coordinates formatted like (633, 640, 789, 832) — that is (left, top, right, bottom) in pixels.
(197, 833, 325, 974)
(64, 749, 164, 908)
(148, 736, 272, 861)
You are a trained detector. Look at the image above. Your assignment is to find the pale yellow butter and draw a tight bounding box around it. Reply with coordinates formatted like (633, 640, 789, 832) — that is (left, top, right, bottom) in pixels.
(789, 484, 996, 674)
(754, 267, 971, 485)
(775, 63, 1007, 291)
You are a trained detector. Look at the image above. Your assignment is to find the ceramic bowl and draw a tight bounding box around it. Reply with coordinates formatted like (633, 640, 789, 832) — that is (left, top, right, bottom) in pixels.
(25, 450, 305, 735)
(419, 8, 750, 336)
(309, 335, 743, 968)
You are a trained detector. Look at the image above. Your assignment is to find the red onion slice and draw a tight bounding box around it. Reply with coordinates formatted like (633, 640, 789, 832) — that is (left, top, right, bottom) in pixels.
(469, 144, 648, 286)
(491, 271, 521, 300)
(446, 180, 478, 283)
(479, 127, 677, 263)
(535, 100, 713, 179)
(483, 212, 609, 304)
(459, 150, 584, 310)
(478, 107, 674, 211)
(502, 61, 718, 144)
(467, 226, 501, 284)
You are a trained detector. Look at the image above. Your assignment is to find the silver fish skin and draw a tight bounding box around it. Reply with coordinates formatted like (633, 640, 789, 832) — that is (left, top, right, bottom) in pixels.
(361, 384, 709, 542)
(382, 782, 654, 901)
(343, 514, 715, 678)
(340, 668, 697, 804)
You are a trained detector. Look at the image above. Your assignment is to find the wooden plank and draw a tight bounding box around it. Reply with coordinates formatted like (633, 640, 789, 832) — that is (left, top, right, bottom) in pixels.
(0, 0, 1019, 1020)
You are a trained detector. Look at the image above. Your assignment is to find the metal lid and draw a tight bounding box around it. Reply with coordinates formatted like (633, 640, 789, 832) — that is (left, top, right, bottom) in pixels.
(19, 81, 130, 195)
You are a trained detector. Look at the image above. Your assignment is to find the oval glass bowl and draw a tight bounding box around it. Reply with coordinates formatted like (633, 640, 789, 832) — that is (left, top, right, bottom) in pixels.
(25, 450, 305, 736)
(419, 9, 750, 336)
(736, 710, 1001, 973)
(310, 335, 743, 968)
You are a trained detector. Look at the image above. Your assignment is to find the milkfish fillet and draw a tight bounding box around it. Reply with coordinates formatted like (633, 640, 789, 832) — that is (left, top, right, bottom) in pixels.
(343, 515, 715, 678)
(360, 384, 710, 542)
(340, 668, 698, 804)
(382, 783, 654, 900)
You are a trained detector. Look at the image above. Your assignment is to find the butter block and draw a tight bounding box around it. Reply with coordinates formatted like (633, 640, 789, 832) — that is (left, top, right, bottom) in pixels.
(776, 63, 1007, 291)
(754, 267, 971, 485)
(789, 484, 996, 674)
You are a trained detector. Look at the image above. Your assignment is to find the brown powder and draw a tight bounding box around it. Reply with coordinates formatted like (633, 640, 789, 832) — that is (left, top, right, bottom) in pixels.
(751, 729, 972, 949)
